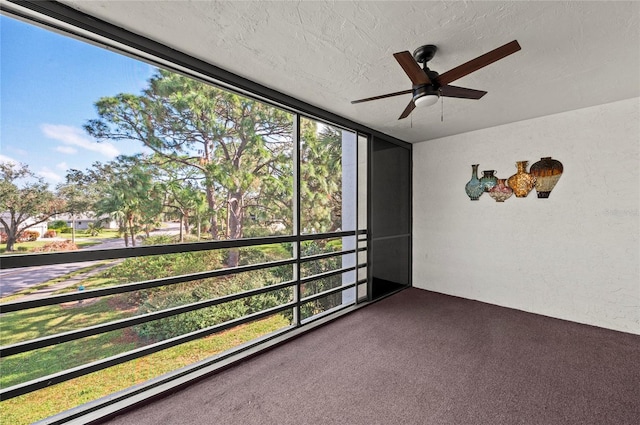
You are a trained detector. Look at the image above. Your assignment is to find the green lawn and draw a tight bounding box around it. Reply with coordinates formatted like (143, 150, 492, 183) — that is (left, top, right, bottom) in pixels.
(0, 238, 105, 254)
(0, 312, 289, 425)
(0, 233, 293, 424)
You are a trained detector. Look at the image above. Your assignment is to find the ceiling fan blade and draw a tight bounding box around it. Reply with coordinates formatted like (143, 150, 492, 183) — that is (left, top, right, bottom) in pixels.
(437, 40, 521, 86)
(393, 51, 431, 85)
(398, 100, 416, 120)
(440, 85, 487, 99)
(351, 89, 412, 104)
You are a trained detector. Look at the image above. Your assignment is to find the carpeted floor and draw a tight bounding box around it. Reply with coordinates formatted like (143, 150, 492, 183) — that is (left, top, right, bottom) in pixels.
(102, 288, 640, 425)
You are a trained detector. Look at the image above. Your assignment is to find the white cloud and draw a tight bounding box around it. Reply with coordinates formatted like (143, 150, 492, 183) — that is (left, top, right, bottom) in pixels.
(37, 167, 63, 183)
(6, 146, 28, 156)
(56, 146, 78, 155)
(56, 162, 69, 170)
(41, 124, 119, 158)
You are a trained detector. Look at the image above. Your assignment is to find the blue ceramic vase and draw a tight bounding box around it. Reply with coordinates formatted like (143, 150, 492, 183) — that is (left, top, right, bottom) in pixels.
(465, 164, 484, 201)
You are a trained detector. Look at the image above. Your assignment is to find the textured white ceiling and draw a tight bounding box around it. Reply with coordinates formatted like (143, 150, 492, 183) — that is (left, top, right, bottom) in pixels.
(61, 1, 640, 143)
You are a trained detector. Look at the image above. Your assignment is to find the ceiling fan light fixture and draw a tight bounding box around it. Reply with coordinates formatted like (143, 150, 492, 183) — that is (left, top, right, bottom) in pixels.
(413, 85, 440, 108)
(414, 93, 439, 108)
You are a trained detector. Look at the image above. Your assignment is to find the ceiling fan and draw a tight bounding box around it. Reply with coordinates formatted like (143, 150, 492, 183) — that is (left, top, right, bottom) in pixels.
(351, 40, 521, 120)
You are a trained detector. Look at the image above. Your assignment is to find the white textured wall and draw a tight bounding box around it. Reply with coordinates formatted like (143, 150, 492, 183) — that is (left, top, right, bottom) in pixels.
(413, 98, 640, 334)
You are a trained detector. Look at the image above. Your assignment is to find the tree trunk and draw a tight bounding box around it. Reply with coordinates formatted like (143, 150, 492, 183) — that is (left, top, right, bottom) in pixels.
(225, 189, 244, 267)
(205, 185, 218, 240)
(179, 215, 184, 243)
(128, 214, 136, 247)
(183, 215, 190, 237)
(5, 234, 17, 252)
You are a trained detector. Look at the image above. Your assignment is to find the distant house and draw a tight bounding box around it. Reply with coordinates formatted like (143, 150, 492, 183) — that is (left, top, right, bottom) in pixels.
(0, 212, 49, 240)
(50, 213, 118, 230)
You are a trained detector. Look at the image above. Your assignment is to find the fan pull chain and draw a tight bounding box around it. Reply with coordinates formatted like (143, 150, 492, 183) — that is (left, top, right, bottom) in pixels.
(440, 93, 444, 122)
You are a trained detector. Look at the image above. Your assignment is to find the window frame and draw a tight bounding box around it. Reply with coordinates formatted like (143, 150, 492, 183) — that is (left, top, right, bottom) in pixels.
(0, 2, 394, 422)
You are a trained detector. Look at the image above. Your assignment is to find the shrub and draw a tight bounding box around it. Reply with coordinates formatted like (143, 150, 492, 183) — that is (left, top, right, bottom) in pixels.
(134, 269, 289, 341)
(20, 230, 40, 242)
(44, 230, 57, 238)
(85, 222, 104, 236)
(32, 240, 78, 252)
(48, 220, 68, 230)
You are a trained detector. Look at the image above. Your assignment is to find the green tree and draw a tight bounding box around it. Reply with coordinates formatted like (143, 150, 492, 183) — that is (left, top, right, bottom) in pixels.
(85, 222, 104, 236)
(68, 156, 164, 247)
(300, 120, 343, 233)
(0, 162, 64, 251)
(84, 69, 294, 266)
(56, 180, 97, 243)
(97, 157, 164, 247)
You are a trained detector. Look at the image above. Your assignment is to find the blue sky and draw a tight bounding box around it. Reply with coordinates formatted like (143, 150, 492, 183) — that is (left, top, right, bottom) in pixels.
(1, 14, 156, 185)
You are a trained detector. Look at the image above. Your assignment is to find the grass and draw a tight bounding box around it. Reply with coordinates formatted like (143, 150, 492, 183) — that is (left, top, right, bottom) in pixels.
(0, 314, 290, 425)
(0, 229, 122, 254)
(0, 238, 106, 254)
(0, 298, 137, 387)
(0, 237, 296, 424)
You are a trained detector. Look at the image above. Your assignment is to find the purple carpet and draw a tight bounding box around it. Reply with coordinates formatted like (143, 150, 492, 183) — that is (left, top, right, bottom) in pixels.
(102, 288, 640, 425)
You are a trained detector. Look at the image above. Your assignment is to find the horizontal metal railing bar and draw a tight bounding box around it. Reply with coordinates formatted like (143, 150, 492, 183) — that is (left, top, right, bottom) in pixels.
(299, 266, 356, 285)
(300, 281, 356, 304)
(0, 230, 363, 269)
(299, 230, 365, 243)
(1, 280, 296, 358)
(0, 258, 297, 313)
(0, 302, 296, 400)
(300, 249, 356, 263)
(1, 242, 365, 313)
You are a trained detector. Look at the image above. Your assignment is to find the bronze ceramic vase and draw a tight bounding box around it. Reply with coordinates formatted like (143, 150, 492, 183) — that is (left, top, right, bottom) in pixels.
(488, 178, 513, 202)
(530, 157, 563, 198)
(507, 161, 536, 198)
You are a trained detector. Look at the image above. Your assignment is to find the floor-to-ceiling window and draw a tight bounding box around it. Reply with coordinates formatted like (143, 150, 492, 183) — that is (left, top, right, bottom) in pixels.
(0, 7, 367, 423)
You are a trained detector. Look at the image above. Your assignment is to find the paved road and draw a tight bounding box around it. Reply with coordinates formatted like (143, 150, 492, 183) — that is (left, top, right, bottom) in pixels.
(0, 238, 127, 297)
(0, 223, 180, 297)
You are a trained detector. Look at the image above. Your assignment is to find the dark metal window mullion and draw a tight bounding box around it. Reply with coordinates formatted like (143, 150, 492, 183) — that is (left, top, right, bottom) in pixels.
(294, 113, 302, 327)
(355, 130, 360, 305)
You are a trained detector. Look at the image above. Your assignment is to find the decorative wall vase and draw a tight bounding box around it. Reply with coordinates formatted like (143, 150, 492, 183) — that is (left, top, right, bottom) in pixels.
(507, 161, 536, 197)
(480, 170, 498, 192)
(488, 178, 513, 202)
(465, 164, 484, 201)
(530, 157, 563, 198)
